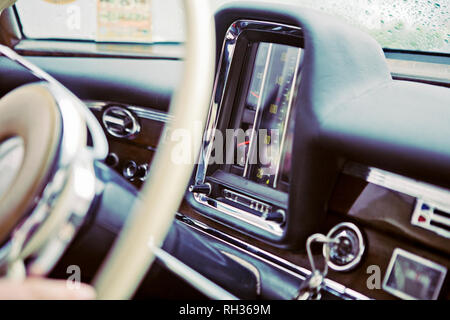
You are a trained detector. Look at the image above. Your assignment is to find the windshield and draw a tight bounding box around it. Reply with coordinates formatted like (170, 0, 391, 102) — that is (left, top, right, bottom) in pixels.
(15, 0, 449, 54)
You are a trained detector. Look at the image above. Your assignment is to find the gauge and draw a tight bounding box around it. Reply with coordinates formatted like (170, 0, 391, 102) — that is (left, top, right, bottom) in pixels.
(235, 43, 271, 170)
(383, 248, 447, 300)
(247, 43, 302, 187)
(246, 42, 270, 111)
(236, 139, 250, 167)
(232, 41, 302, 188)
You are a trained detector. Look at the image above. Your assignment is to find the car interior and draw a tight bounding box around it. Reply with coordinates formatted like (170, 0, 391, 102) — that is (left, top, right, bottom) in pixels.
(0, 0, 449, 300)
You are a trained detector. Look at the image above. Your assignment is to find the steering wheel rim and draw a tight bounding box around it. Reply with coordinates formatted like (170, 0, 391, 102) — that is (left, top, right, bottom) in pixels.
(0, 41, 108, 278)
(92, 0, 216, 299)
(0, 84, 62, 245)
(0, 0, 214, 299)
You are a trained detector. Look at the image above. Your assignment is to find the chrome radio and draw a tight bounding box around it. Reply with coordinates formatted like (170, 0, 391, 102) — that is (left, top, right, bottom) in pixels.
(189, 20, 304, 239)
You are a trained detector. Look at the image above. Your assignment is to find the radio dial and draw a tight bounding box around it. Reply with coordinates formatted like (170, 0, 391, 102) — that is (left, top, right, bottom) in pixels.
(105, 153, 119, 168)
(136, 164, 149, 181)
(189, 183, 212, 195)
(122, 160, 138, 180)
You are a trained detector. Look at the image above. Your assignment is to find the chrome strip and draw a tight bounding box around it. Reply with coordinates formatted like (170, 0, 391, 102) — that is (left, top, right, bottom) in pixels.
(343, 162, 450, 208)
(85, 100, 171, 123)
(386, 58, 450, 84)
(345, 162, 450, 238)
(176, 213, 370, 300)
(273, 47, 303, 188)
(243, 43, 273, 177)
(128, 106, 171, 123)
(221, 251, 262, 296)
(152, 246, 238, 300)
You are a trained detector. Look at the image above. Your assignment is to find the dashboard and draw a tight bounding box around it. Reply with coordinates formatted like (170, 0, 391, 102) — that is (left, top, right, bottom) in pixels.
(86, 6, 449, 299)
(185, 4, 450, 300)
(3, 1, 449, 301)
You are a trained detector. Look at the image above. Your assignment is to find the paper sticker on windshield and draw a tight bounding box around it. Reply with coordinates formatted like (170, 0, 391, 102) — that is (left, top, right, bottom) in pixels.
(96, 0, 152, 43)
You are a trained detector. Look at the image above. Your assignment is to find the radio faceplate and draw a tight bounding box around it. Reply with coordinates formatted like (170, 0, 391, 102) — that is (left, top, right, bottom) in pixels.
(190, 20, 303, 239)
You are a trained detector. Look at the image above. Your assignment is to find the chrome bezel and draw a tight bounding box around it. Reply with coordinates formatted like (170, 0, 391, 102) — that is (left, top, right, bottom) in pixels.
(191, 20, 302, 236)
(382, 248, 447, 300)
(102, 105, 141, 139)
(324, 222, 366, 272)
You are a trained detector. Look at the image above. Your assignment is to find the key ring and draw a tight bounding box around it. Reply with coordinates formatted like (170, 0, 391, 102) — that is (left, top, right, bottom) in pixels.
(306, 233, 339, 278)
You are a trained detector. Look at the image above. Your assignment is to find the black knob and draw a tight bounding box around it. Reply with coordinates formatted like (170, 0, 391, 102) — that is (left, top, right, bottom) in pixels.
(105, 153, 119, 168)
(136, 164, 149, 181)
(189, 183, 211, 195)
(265, 209, 286, 224)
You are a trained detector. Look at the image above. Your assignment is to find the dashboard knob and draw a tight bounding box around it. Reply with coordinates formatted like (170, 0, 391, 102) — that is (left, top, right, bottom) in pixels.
(122, 160, 138, 180)
(136, 164, 149, 181)
(105, 153, 119, 168)
(324, 222, 365, 272)
(265, 209, 286, 225)
(189, 183, 211, 195)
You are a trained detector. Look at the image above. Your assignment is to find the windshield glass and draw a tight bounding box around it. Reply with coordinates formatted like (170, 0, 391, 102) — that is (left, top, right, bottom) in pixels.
(15, 0, 449, 54)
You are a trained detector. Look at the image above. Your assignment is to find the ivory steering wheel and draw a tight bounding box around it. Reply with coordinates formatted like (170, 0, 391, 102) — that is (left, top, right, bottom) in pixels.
(0, 0, 215, 299)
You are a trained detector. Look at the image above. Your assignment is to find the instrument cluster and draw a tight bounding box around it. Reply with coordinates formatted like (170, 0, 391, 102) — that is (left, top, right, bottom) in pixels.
(189, 20, 304, 240)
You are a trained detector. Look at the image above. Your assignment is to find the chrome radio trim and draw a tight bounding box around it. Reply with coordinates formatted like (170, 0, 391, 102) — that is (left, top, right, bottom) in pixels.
(223, 189, 273, 215)
(195, 193, 283, 236)
(191, 20, 302, 236)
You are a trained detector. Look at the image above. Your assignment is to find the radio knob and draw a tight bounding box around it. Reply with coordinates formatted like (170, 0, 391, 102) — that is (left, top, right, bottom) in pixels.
(122, 160, 138, 180)
(265, 209, 286, 225)
(189, 183, 211, 195)
(136, 164, 149, 181)
(105, 153, 119, 168)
